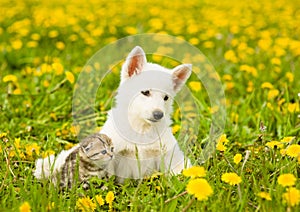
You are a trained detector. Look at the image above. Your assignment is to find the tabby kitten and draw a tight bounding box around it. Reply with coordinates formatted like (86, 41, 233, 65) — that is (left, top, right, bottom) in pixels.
(34, 133, 114, 189)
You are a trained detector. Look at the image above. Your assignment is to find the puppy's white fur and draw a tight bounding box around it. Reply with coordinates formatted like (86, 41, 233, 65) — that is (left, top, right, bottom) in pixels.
(101, 46, 192, 182)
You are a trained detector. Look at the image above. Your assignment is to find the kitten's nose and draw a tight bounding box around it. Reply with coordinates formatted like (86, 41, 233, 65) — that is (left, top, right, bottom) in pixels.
(153, 110, 164, 120)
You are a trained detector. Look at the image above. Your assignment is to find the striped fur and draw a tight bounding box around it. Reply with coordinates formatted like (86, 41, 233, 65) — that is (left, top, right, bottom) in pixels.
(34, 133, 113, 189)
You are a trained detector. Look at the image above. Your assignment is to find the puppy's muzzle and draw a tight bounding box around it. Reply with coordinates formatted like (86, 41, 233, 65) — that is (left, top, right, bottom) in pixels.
(152, 110, 164, 120)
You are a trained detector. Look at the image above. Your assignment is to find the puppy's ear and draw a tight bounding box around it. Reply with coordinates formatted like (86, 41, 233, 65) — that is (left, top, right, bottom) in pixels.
(121, 46, 147, 82)
(172, 64, 192, 92)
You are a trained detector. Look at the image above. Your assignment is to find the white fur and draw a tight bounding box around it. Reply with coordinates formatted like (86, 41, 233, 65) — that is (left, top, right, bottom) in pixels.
(34, 145, 79, 183)
(101, 46, 192, 182)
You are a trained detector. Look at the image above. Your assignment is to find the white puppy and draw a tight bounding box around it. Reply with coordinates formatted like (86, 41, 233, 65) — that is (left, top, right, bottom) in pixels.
(100, 46, 192, 182)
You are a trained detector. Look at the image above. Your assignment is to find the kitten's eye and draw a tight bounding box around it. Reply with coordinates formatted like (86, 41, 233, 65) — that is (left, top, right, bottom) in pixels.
(164, 95, 169, 101)
(141, 90, 150, 96)
(101, 150, 107, 154)
(111, 147, 114, 152)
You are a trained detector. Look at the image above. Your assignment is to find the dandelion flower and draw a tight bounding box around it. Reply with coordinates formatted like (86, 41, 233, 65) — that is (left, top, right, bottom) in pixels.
(95, 195, 104, 206)
(257, 192, 272, 201)
(221, 173, 242, 185)
(278, 174, 297, 187)
(172, 124, 180, 134)
(56, 41, 65, 50)
(261, 82, 273, 89)
(76, 196, 96, 212)
(182, 166, 206, 178)
(287, 103, 299, 113)
(280, 136, 295, 143)
(286, 144, 300, 158)
(106, 191, 114, 211)
(216, 141, 226, 152)
(65, 71, 75, 84)
(216, 134, 229, 152)
(186, 178, 213, 201)
(282, 187, 300, 207)
(233, 153, 242, 164)
(218, 134, 229, 144)
(3, 75, 18, 83)
(266, 141, 284, 149)
(106, 191, 114, 204)
(0, 132, 7, 138)
(19, 201, 31, 212)
(189, 81, 201, 92)
(11, 39, 23, 50)
(25, 143, 40, 157)
(267, 89, 279, 100)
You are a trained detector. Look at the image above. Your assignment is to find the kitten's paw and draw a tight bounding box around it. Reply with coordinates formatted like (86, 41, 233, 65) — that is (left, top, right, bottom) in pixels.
(82, 182, 90, 190)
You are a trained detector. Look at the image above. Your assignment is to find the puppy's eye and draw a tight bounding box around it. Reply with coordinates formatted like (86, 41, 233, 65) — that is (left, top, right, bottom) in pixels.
(141, 90, 150, 96)
(101, 150, 107, 154)
(164, 95, 169, 101)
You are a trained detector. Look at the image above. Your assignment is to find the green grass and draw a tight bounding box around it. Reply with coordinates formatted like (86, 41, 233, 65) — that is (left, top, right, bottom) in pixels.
(1, 0, 300, 211)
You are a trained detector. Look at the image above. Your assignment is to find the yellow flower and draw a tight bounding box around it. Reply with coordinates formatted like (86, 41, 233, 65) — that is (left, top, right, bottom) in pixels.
(186, 178, 213, 201)
(41, 150, 55, 158)
(11, 39, 23, 50)
(105, 191, 115, 205)
(106, 191, 114, 211)
(257, 192, 272, 201)
(218, 134, 229, 144)
(216, 134, 229, 152)
(265, 141, 284, 149)
(65, 71, 75, 84)
(70, 125, 80, 136)
(221, 173, 242, 185)
(64, 142, 76, 150)
(267, 89, 279, 100)
(172, 124, 181, 134)
(95, 195, 104, 206)
(14, 138, 21, 149)
(19, 201, 31, 212)
(76, 197, 96, 212)
(3, 75, 18, 83)
(189, 81, 201, 92)
(285, 72, 294, 82)
(278, 173, 297, 187)
(27, 41, 38, 48)
(56, 41, 65, 50)
(13, 88, 22, 95)
(52, 62, 64, 75)
(287, 103, 299, 113)
(46, 202, 55, 211)
(25, 143, 40, 157)
(271, 57, 281, 66)
(216, 141, 226, 152)
(182, 166, 206, 178)
(281, 136, 295, 143)
(261, 82, 273, 89)
(282, 187, 300, 207)
(223, 74, 232, 81)
(286, 144, 300, 158)
(224, 50, 238, 63)
(225, 82, 234, 90)
(280, 149, 286, 156)
(0, 132, 7, 138)
(48, 30, 59, 38)
(233, 153, 242, 164)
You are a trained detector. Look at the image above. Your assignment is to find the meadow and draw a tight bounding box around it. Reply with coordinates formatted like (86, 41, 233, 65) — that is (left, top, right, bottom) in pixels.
(0, 0, 300, 211)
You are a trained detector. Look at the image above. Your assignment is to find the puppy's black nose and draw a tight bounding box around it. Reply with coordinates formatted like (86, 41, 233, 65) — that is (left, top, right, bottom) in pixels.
(153, 110, 164, 120)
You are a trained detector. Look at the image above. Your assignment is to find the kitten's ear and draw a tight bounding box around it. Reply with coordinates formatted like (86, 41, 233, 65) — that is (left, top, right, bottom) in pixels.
(81, 142, 93, 153)
(121, 46, 147, 82)
(172, 64, 192, 93)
